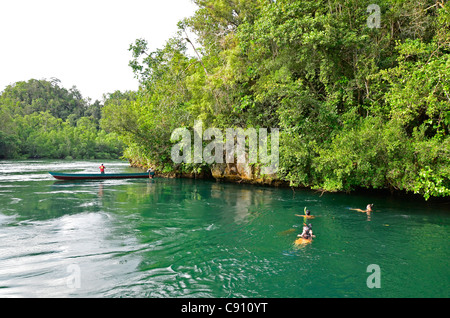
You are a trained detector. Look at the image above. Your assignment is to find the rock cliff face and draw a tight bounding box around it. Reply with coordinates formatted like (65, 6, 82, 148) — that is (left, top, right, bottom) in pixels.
(129, 141, 287, 185)
(210, 162, 284, 186)
(132, 159, 285, 186)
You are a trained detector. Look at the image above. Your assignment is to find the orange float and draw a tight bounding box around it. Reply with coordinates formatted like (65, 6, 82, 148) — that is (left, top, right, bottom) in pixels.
(294, 237, 312, 245)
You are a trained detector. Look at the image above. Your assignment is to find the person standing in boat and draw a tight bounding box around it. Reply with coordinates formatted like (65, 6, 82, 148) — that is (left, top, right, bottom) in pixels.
(147, 167, 155, 179)
(99, 164, 106, 174)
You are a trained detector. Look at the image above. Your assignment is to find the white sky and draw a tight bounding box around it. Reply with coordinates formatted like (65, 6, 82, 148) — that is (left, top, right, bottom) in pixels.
(0, 0, 198, 101)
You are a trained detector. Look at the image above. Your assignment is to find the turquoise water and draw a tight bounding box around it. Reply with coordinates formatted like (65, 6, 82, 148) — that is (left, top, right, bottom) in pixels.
(0, 160, 448, 297)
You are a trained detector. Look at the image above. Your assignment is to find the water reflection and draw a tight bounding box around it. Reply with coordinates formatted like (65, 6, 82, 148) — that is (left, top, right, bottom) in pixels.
(210, 183, 271, 224)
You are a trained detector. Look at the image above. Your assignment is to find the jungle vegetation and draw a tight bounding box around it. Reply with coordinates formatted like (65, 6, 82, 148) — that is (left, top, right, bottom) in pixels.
(1, 0, 448, 200)
(102, 0, 449, 200)
(0, 78, 123, 160)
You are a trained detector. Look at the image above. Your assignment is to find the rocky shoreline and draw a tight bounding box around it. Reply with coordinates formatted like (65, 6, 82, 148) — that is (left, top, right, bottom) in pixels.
(130, 159, 289, 187)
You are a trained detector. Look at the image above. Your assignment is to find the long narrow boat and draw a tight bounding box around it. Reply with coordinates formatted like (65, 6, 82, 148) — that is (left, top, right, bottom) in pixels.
(49, 171, 149, 180)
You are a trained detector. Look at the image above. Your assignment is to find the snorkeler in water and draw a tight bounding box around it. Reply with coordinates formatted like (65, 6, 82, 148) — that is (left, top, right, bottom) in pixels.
(296, 207, 315, 219)
(298, 223, 315, 240)
(350, 204, 373, 213)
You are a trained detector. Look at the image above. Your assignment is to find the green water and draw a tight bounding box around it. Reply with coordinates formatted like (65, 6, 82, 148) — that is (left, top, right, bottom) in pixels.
(0, 160, 448, 297)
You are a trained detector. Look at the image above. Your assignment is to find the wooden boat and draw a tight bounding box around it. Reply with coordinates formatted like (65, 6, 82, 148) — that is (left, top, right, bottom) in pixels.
(49, 171, 150, 180)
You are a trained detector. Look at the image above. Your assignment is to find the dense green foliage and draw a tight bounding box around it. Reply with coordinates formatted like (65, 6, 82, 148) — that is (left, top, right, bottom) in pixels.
(25, 0, 448, 200)
(0, 79, 123, 159)
(101, 0, 450, 200)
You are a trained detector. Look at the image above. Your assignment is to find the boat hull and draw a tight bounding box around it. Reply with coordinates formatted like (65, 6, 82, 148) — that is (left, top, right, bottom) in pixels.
(49, 172, 150, 180)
